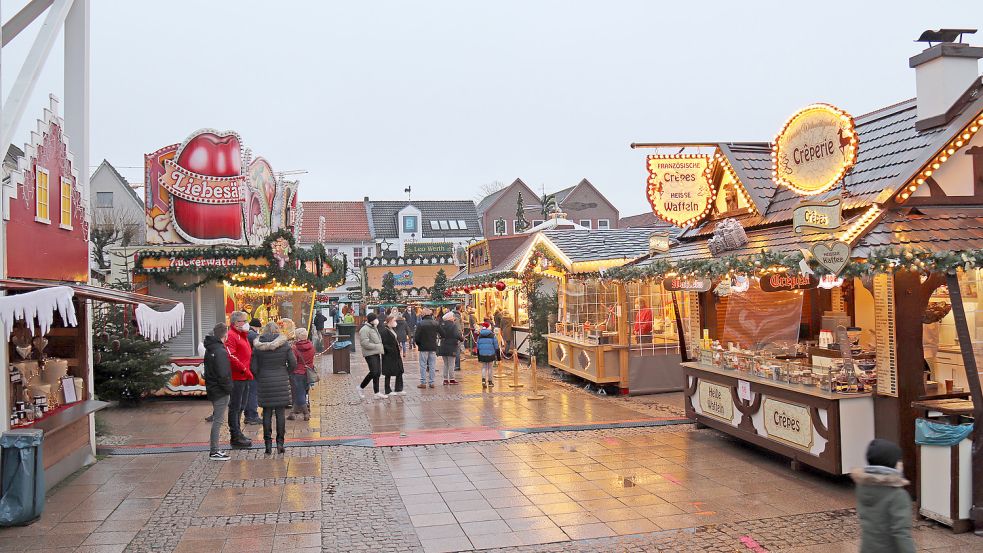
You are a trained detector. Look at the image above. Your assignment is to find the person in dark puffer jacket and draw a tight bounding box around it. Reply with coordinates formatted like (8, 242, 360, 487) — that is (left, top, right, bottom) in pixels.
(203, 324, 234, 460)
(476, 322, 500, 389)
(252, 322, 296, 454)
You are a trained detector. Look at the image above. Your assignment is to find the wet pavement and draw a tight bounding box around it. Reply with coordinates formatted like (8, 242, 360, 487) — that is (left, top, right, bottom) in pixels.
(3, 349, 978, 552)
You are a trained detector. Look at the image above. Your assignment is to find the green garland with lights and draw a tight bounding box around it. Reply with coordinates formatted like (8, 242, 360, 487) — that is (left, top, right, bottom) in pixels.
(602, 247, 983, 283)
(134, 229, 347, 292)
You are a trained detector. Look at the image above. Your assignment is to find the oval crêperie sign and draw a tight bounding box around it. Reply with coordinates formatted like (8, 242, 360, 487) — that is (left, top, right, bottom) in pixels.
(772, 104, 857, 195)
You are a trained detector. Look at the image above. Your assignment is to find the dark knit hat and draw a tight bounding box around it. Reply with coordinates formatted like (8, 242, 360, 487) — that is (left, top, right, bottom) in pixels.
(249, 318, 262, 328)
(366, 312, 378, 323)
(866, 438, 902, 468)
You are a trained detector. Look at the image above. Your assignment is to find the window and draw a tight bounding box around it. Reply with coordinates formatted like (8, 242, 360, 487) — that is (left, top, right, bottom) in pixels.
(402, 215, 418, 233)
(366, 247, 374, 258)
(430, 220, 440, 230)
(494, 219, 507, 236)
(439, 220, 449, 230)
(35, 167, 50, 223)
(512, 220, 521, 234)
(448, 220, 459, 229)
(532, 220, 544, 227)
(457, 220, 468, 229)
(597, 219, 611, 230)
(96, 191, 113, 208)
(579, 219, 592, 229)
(327, 248, 339, 256)
(59, 179, 73, 229)
(353, 247, 363, 268)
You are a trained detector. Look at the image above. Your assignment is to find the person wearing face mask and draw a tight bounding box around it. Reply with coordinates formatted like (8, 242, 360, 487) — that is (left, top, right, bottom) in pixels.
(225, 311, 255, 449)
(380, 314, 405, 396)
(357, 312, 385, 398)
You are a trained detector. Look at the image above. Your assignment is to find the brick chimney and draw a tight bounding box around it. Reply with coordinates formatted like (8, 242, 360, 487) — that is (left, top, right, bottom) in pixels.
(910, 30, 983, 128)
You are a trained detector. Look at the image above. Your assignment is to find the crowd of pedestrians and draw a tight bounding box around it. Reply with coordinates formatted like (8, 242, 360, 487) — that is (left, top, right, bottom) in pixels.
(203, 302, 512, 459)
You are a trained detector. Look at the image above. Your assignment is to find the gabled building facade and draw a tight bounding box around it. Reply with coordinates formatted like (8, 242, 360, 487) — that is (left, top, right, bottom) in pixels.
(365, 198, 481, 261)
(477, 177, 620, 236)
(295, 200, 375, 297)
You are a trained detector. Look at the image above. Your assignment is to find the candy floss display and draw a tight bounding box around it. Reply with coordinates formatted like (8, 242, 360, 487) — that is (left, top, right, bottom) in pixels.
(129, 129, 342, 396)
(1, 96, 181, 490)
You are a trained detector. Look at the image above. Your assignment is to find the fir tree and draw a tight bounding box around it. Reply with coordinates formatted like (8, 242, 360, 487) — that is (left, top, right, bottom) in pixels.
(515, 192, 529, 232)
(92, 288, 171, 404)
(431, 268, 448, 301)
(380, 271, 400, 303)
(541, 192, 558, 220)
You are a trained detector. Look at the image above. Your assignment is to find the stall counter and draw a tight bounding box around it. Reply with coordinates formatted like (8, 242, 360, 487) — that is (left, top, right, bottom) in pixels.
(547, 333, 627, 386)
(682, 362, 874, 474)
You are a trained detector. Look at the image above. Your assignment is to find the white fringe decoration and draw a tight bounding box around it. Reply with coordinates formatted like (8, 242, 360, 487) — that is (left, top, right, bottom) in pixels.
(0, 286, 77, 340)
(135, 303, 185, 343)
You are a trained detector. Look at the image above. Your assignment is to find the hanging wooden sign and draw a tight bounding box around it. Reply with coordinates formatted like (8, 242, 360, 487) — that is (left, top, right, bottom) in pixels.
(645, 155, 714, 227)
(811, 240, 851, 275)
(792, 197, 842, 233)
(664, 276, 713, 292)
(772, 104, 858, 195)
(759, 273, 818, 292)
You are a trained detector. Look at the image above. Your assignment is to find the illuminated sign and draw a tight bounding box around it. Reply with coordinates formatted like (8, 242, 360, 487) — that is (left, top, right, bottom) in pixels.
(663, 277, 713, 292)
(759, 273, 818, 292)
(772, 104, 858, 195)
(792, 197, 842, 233)
(648, 232, 670, 254)
(467, 241, 492, 272)
(136, 254, 269, 271)
(646, 154, 714, 227)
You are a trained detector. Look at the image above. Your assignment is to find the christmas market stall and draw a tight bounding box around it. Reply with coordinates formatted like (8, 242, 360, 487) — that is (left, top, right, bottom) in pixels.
(123, 129, 345, 396)
(615, 38, 983, 513)
(1, 98, 182, 489)
(361, 254, 458, 304)
(453, 229, 653, 388)
(451, 235, 531, 355)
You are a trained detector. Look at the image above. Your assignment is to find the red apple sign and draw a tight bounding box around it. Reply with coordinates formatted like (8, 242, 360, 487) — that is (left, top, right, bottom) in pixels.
(171, 130, 244, 241)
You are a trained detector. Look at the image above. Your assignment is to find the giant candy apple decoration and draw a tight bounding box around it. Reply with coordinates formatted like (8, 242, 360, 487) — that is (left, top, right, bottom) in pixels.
(181, 369, 200, 387)
(169, 130, 245, 241)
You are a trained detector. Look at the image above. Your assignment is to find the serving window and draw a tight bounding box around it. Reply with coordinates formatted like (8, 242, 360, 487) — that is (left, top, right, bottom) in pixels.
(626, 281, 687, 355)
(558, 279, 621, 344)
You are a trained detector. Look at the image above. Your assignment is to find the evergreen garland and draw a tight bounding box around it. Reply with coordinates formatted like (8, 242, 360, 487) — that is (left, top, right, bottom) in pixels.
(134, 229, 347, 292)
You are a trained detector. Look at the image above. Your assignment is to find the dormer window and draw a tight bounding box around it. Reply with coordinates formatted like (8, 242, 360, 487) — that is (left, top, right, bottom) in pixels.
(35, 166, 50, 223)
(430, 220, 439, 230)
(402, 215, 418, 233)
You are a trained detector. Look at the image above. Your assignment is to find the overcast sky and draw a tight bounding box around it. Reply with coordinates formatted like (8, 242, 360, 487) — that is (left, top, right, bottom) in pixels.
(2, 1, 978, 216)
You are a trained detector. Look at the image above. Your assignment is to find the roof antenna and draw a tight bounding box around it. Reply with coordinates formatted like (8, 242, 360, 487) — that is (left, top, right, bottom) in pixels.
(404, 186, 412, 202)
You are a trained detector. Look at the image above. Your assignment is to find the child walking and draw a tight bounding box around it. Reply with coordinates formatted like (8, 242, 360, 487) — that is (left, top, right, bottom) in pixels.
(476, 322, 500, 388)
(851, 439, 915, 553)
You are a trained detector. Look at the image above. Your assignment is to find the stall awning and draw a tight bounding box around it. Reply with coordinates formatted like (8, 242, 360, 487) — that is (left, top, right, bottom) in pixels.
(0, 279, 179, 306)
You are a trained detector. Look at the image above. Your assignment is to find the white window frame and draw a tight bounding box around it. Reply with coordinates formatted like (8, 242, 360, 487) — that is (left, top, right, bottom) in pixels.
(532, 220, 544, 227)
(59, 177, 73, 230)
(35, 166, 50, 224)
(430, 220, 440, 230)
(597, 219, 610, 230)
(457, 220, 468, 229)
(579, 219, 592, 229)
(494, 219, 507, 236)
(439, 220, 449, 230)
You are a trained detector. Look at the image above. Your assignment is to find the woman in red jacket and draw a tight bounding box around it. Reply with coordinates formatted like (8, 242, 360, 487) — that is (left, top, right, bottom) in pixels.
(290, 329, 316, 421)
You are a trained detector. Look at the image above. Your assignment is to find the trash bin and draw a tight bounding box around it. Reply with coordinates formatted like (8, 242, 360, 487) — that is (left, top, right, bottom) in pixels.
(337, 324, 356, 350)
(915, 418, 974, 532)
(0, 429, 44, 526)
(332, 338, 352, 374)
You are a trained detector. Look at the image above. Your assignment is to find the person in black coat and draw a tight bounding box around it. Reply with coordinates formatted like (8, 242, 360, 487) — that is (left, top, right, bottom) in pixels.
(252, 322, 296, 454)
(203, 324, 234, 460)
(394, 313, 409, 355)
(381, 315, 405, 395)
(414, 310, 441, 388)
(438, 312, 463, 385)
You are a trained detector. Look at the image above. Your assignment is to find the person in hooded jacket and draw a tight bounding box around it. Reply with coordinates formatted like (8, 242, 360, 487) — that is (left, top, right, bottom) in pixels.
(252, 322, 296, 454)
(438, 312, 463, 385)
(381, 314, 406, 396)
(414, 309, 440, 388)
(357, 312, 385, 398)
(394, 311, 409, 356)
(850, 439, 915, 553)
(290, 328, 316, 421)
(203, 323, 234, 460)
(476, 322, 500, 389)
